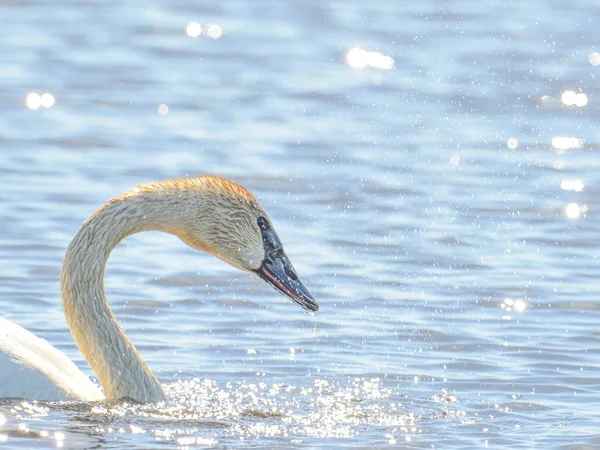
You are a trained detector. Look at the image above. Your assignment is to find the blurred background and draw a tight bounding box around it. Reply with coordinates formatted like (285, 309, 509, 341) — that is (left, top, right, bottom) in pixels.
(0, 0, 599, 448)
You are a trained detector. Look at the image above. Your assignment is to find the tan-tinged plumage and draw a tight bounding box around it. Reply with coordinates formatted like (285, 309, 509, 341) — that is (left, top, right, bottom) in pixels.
(0, 175, 318, 402)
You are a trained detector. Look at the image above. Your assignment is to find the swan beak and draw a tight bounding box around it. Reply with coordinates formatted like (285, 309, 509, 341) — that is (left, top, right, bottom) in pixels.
(253, 219, 319, 312)
(255, 254, 319, 312)
(254, 217, 318, 312)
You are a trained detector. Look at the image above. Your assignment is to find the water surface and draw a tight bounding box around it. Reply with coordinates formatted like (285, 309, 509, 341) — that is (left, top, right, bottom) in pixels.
(0, 0, 599, 448)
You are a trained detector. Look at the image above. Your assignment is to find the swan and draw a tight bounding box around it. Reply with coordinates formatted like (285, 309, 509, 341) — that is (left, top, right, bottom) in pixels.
(0, 175, 318, 403)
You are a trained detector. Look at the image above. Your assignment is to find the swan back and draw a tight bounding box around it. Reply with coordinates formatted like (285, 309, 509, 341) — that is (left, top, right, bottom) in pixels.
(0, 317, 103, 401)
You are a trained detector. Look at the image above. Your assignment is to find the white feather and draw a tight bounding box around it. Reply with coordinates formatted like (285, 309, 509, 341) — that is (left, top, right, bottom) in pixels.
(0, 317, 104, 401)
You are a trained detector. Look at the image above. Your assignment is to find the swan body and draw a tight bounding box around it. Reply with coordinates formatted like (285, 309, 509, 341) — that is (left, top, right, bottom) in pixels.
(0, 318, 103, 401)
(0, 176, 318, 402)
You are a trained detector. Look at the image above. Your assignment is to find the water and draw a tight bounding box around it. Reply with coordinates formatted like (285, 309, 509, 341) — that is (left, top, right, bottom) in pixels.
(0, 0, 599, 448)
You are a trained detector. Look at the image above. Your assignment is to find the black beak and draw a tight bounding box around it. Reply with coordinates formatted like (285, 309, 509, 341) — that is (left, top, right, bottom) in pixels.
(254, 217, 319, 312)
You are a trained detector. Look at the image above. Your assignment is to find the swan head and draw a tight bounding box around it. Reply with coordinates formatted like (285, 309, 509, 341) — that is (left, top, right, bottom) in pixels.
(149, 176, 319, 312)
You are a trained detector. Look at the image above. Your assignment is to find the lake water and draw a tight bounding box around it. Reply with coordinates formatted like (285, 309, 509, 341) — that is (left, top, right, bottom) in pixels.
(1, 0, 599, 448)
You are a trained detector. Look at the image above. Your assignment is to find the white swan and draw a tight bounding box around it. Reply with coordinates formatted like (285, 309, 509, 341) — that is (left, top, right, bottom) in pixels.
(0, 176, 318, 402)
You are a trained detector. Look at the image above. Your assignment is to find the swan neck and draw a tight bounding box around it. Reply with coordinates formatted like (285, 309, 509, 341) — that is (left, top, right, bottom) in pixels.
(60, 192, 175, 402)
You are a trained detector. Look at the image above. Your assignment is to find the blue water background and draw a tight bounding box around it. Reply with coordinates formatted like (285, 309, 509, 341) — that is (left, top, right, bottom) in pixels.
(0, 0, 599, 448)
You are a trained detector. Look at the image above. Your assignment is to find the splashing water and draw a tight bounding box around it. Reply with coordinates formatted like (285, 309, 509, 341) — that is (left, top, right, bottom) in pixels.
(0, 377, 453, 447)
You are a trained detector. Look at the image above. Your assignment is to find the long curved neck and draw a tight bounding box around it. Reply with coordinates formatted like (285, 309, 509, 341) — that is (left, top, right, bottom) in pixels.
(60, 190, 182, 402)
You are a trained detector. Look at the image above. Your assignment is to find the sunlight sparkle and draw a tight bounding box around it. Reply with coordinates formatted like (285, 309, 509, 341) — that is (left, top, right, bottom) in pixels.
(40, 93, 55, 108)
(560, 179, 584, 192)
(565, 203, 587, 219)
(552, 137, 583, 151)
(26, 92, 41, 110)
(346, 47, 394, 70)
(186, 22, 201, 37)
(561, 90, 588, 107)
(206, 25, 222, 39)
